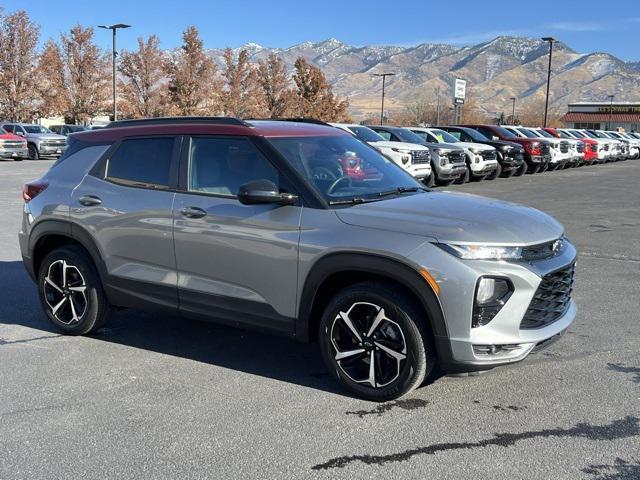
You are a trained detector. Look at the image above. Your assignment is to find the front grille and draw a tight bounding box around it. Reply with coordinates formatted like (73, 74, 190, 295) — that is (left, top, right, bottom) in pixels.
(540, 144, 550, 155)
(42, 139, 66, 147)
(604, 144, 610, 151)
(481, 150, 497, 161)
(448, 151, 465, 164)
(559, 142, 569, 153)
(411, 149, 431, 164)
(576, 142, 584, 153)
(1, 141, 24, 149)
(521, 263, 575, 329)
(508, 150, 524, 161)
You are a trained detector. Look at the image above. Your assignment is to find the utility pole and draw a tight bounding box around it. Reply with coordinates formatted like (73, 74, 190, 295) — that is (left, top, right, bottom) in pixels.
(373, 72, 395, 125)
(98, 23, 131, 121)
(607, 94, 615, 130)
(510, 97, 517, 124)
(436, 86, 441, 125)
(541, 37, 556, 128)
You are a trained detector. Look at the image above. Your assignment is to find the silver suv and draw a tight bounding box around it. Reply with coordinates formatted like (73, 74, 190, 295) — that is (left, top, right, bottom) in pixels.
(1, 123, 67, 160)
(19, 117, 577, 401)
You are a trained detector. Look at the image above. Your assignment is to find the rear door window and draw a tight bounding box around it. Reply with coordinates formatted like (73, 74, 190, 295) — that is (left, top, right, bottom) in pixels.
(106, 137, 176, 189)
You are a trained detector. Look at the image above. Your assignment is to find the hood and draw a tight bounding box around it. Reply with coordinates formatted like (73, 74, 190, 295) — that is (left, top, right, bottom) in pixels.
(370, 140, 428, 151)
(335, 191, 563, 245)
(425, 142, 465, 152)
(456, 141, 494, 152)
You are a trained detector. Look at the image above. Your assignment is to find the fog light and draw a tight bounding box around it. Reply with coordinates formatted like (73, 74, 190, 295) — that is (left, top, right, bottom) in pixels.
(472, 277, 513, 328)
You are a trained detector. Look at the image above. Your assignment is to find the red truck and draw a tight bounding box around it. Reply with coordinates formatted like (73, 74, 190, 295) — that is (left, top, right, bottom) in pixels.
(542, 127, 598, 164)
(0, 127, 28, 161)
(459, 124, 552, 174)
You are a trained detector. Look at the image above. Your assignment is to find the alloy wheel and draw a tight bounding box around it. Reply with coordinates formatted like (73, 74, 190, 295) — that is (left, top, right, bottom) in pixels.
(330, 302, 407, 388)
(43, 259, 88, 324)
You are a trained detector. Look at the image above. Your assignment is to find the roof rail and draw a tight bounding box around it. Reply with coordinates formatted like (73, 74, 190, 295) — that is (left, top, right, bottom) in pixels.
(104, 116, 252, 129)
(248, 117, 331, 126)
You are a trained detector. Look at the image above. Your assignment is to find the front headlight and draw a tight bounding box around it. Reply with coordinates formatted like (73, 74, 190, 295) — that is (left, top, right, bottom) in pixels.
(436, 243, 523, 260)
(468, 147, 478, 154)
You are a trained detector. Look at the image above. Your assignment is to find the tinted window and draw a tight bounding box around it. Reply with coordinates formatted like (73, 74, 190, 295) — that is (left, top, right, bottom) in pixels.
(3, 125, 15, 133)
(348, 126, 384, 143)
(24, 125, 51, 134)
(372, 129, 392, 141)
(106, 137, 175, 188)
(189, 137, 279, 196)
(393, 128, 425, 144)
(445, 130, 462, 141)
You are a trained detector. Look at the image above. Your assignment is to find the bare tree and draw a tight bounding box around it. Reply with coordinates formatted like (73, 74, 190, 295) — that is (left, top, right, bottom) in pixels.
(405, 94, 437, 125)
(221, 48, 265, 118)
(38, 25, 110, 123)
(164, 26, 220, 116)
(118, 35, 167, 118)
(0, 9, 40, 121)
(256, 53, 294, 118)
(292, 57, 349, 121)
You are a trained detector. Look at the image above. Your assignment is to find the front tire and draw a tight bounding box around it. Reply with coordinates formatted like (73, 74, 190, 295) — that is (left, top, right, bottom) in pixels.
(38, 246, 112, 335)
(454, 166, 470, 184)
(319, 281, 435, 401)
(513, 162, 528, 176)
(486, 163, 502, 180)
(28, 144, 39, 160)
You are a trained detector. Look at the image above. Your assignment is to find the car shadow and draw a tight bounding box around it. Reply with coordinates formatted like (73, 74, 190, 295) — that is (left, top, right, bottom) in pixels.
(0, 260, 343, 396)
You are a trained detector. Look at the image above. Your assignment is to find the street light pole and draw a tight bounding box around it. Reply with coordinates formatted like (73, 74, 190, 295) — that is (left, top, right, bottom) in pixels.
(510, 97, 516, 124)
(98, 23, 131, 121)
(607, 94, 615, 130)
(373, 72, 395, 125)
(436, 86, 441, 125)
(541, 37, 555, 128)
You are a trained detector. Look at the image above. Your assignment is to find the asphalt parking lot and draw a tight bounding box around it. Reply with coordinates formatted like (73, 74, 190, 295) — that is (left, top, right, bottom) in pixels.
(1, 159, 639, 479)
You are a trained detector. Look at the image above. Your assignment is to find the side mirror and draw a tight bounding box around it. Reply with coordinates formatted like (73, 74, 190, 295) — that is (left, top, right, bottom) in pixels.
(238, 179, 298, 206)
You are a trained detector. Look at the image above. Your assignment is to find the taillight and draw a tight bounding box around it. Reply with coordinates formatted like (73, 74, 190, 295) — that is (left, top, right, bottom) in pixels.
(22, 181, 48, 202)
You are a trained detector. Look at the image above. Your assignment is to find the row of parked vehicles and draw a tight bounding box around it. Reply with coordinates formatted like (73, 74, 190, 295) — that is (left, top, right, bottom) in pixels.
(331, 123, 640, 187)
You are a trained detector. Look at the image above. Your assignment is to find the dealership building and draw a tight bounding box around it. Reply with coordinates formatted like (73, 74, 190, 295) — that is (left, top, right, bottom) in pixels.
(560, 102, 640, 132)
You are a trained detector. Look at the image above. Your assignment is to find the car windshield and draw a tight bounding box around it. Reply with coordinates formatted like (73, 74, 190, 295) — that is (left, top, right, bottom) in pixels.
(460, 127, 489, 141)
(581, 130, 598, 139)
(516, 128, 540, 138)
(348, 126, 385, 143)
(392, 128, 426, 144)
(492, 126, 518, 138)
(557, 130, 573, 138)
(429, 129, 459, 143)
(268, 135, 423, 204)
(23, 125, 52, 134)
(535, 129, 554, 138)
(68, 125, 87, 132)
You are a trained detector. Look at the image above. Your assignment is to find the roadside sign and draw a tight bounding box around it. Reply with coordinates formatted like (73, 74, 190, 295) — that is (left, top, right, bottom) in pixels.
(454, 78, 466, 100)
(454, 98, 465, 105)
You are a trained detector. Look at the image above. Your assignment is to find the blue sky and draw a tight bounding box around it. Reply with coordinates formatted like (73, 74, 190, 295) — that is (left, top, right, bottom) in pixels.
(10, 0, 640, 61)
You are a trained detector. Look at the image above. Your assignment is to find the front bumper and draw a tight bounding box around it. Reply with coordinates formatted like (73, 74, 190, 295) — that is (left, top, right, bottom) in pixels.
(409, 238, 577, 372)
(38, 144, 67, 157)
(437, 163, 467, 180)
(406, 163, 432, 179)
(469, 157, 498, 175)
(0, 148, 28, 159)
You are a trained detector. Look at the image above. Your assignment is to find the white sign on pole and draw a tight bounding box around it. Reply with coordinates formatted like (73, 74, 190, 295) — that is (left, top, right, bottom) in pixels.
(454, 78, 467, 100)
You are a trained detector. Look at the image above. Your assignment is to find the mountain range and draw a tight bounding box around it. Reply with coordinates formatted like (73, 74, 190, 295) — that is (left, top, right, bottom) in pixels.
(205, 36, 640, 120)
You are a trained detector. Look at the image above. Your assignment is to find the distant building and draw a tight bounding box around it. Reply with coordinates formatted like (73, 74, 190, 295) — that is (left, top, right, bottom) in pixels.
(560, 102, 640, 132)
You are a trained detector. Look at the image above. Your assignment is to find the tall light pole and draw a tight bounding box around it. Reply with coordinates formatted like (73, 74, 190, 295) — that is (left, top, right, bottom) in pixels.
(98, 23, 131, 121)
(607, 94, 615, 130)
(541, 37, 556, 127)
(510, 97, 517, 124)
(436, 86, 441, 125)
(373, 72, 395, 125)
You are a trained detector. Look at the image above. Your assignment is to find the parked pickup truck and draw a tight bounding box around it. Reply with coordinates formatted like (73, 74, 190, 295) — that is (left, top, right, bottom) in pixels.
(330, 123, 432, 181)
(438, 125, 526, 177)
(367, 125, 467, 186)
(503, 126, 572, 170)
(460, 124, 551, 174)
(543, 128, 597, 165)
(408, 126, 498, 183)
(0, 123, 67, 160)
(0, 127, 28, 161)
(531, 127, 584, 167)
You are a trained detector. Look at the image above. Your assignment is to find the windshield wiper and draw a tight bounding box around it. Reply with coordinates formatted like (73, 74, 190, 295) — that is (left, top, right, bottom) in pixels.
(328, 197, 368, 205)
(377, 186, 427, 198)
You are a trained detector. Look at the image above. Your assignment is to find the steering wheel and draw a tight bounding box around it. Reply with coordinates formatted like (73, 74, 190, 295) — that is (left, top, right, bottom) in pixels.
(327, 176, 353, 195)
(311, 166, 337, 182)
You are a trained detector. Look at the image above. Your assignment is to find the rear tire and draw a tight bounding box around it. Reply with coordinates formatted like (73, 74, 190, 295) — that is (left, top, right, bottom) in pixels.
(37, 245, 112, 335)
(319, 281, 435, 402)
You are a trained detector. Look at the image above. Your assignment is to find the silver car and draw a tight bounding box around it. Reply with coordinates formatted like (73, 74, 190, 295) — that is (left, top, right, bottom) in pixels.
(1, 123, 67, 160)
(19, 118, 577, 401)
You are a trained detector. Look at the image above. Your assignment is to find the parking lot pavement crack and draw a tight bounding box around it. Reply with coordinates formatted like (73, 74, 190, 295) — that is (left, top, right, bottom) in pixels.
(311, 416, 640, 470)
(0, 334, 61, 346)
(345, 399, 429, 418)
(607, 363, 640, 384)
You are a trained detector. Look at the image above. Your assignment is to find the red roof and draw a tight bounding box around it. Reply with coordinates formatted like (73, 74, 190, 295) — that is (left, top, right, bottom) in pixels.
(560, 112, 640, 123)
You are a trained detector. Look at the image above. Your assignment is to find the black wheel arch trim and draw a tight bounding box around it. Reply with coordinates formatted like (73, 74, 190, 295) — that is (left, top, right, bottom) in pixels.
(296, 252, 453, 365)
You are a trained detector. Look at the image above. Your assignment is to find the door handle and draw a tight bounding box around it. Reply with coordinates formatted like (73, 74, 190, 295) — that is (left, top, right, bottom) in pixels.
(180, 206, 207, 219)
(79, 195, 102, 206)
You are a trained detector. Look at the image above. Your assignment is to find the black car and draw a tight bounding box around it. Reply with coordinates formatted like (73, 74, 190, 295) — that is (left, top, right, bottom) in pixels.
(438, 125, 526, 177)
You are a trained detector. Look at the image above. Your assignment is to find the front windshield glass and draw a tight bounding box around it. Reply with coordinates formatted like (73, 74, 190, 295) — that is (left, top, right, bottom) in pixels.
(348, 126, 385, 143)
(392, 128, 426, 144)
(269, 135, 423, 204)
(517, 128, 541, 138)
(535, 129, 554, 138)
(429, 129, 460, 143)
(460, 127, 489, 142)
(492, 126, 518, 138)
(23, 125, 51, 134)
(68, 125, 87, 133)
(557, 130, 573, 138)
